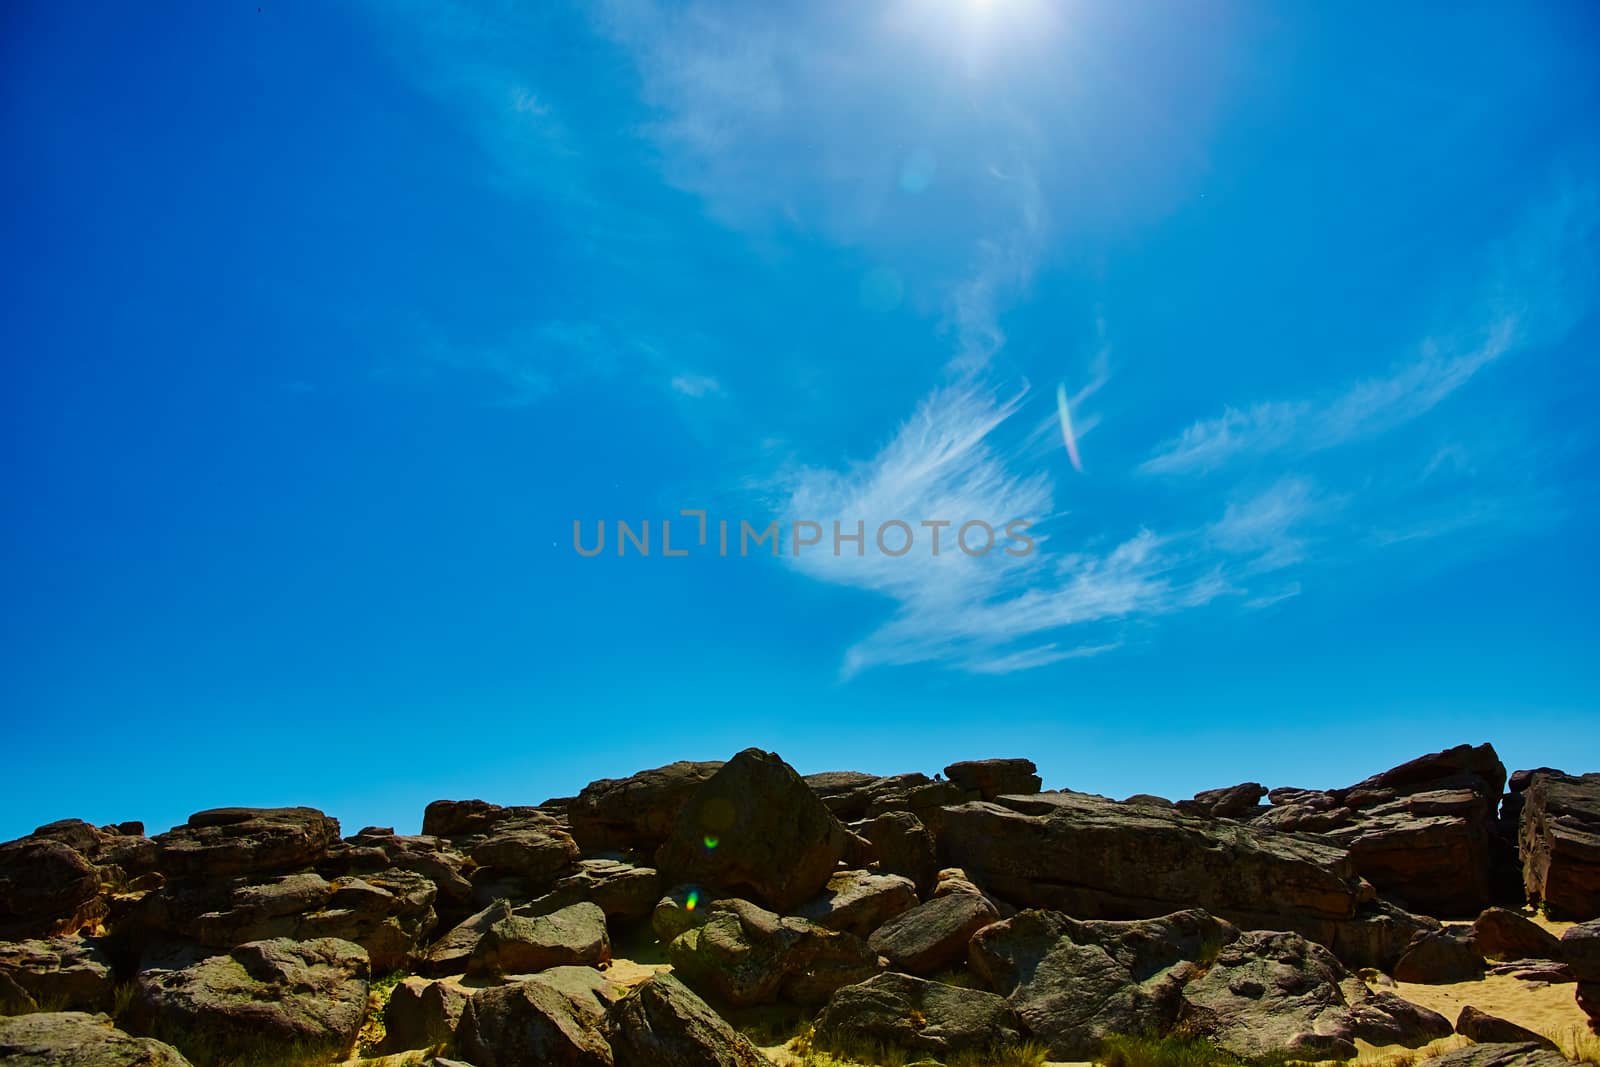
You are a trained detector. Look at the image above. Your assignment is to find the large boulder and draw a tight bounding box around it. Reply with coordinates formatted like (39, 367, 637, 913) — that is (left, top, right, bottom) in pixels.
(1179, 929, 1453, 1060)
(812, 972, 1025, 1060)
(867, 890, 998, 975)
(667, 899, 878, 1007)
(154, 807, 341, 879)
(943, 759, 1041, 800)
(1472, 908, 1565, 962)
(862, 811, 939, 897)
(567, 761, 725, 853)
(1425, 1043, 1573, 1067)
(1255, 743, 1506, 916)
(1393, 927, 1485, 983)
(1455, 1005, 1557, 1048)
(793, 870, 918, 940)
(1177, 783, 1268, 821)
(131, 937, 369, 1065)
(468, 901, 611, 976)
(525, 859, 661, 924)
(969, 908, 1237, 1059)
(655, 750, 849, 913)
(380, 976, 469, 1052)
(1519, 771, 1600, 919)
(1565, 919, 1600, 981)
(0, 937, 114, 1013)
(457, 978, 615, 1067)
(604, 973, 772, 1067)
(0, 1011, 192, 1066)
(936, 792, 1366, 941)
(422, 900, 511, 976)
(0, 838, 104, 939)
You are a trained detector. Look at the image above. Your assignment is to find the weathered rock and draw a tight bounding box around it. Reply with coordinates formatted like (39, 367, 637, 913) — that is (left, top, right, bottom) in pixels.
(605, 973, 772, 1067)
(1177, 783, 1267, 820)
(868, 890, 998, 975)
(468, 901, 611, 976)
(668, 899, 878, 1007)
(1425, 1042, 1573, 1067)
(381, 976, 469, 1052)
(1328, 901, 1442, 972)
(863, 811, 938, 897)
(0, 838, 104, 939)
(656, 749, 849, 913)
(154, 807, 341, 879)
(794, 871, 918, 940)
(937, 792, 1365, 941)
(319, 832, 473, 912)
(568, 761, 725, 853)
(471, 811, 581, 891)
(457, 978, 615, 1067)
(422, 900, 511, 976)
(1179, 929, 1453, 1061)
(813, 972, 1024, 1059)
(1455, 1005, 1557, 1048)
(28, 820, 157, 880)
(970, 908, 1238, 1059)
(1256, 744, 1507, 917)
(0, 937, 113, 1013)
(1472, 908, 1565, 962)
(529, 965, 629, 1021)
(803, 772, 882, 820)
(1564, 920, 1600, 981)
(1520, 771, 1600, 919)
(527, 859, 661, 923)
(132, 937, 369, 1065)
(943, 759, 1041, 801)
(0, 1011, 193, 1066)
(1393, 927, 1485, 983)
(653, 885, 720, 943)
(1577, 980, 1599, 1029)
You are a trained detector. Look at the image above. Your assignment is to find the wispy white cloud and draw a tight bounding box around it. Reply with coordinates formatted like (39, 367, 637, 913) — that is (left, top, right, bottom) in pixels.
(670, 373, 724, 398)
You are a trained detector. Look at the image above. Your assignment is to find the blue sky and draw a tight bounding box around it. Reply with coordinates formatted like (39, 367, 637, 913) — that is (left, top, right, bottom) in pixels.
(3, 1, 1598, 841)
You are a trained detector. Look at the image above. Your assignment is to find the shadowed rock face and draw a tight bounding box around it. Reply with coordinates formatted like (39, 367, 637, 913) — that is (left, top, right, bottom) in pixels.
(1519, 771, 1600, 919)
(813, 972, 1025, 1059)
(656, 749, 849, 913)
(566, 761, 725, 854)
(0, 838, 104, 939)
(458, 978, 615, 1067)
(937, 791, 1365, 931)
(667, 898, 878, 1008)
(605, 974, 773, 1067)
(0, 1011, 194, 1066)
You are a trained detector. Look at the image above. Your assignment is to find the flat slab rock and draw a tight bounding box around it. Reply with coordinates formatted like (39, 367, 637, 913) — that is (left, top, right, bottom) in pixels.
(0, 1011, 193, 1066)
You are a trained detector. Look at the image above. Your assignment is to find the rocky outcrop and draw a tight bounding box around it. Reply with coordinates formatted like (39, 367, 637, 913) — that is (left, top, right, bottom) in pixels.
(1519, 771, 1600, 919)
(567, 761, 725, 853)
(1393, 927, 1485, 983)
(943, 759, 1041, 800)
(0, 837, 104, 939)
(937, 791, 1366, 942)
(1472, 907, 1565, 962)
(656, 750, 849, 913)
(862, 811, 938, 897)
(154, 807, 341, 879)
(1177, 783, 1267, 820)
(668, 898, 878, 1007)
(131, 937, 369, 1065)
(605, 973, 772, 1067)
(867, 888, 999, 975)
(793, 870, 918, 939)
(1179, 929, 1453, 1060)
(457, 977, 615, 1067)
(1256, 744, 1507, 916)
(1566, 920, 1600, 1030)
(526, 859, 661, 923)
(813, 972, 1025, 1059)
(0, 937, 113, 1013)
(468, 901, 611, 976)
(1455, 1005, 1557, 1048)
(1426, 1043, 1573, 1067)
(0, 1011, 193, 1067)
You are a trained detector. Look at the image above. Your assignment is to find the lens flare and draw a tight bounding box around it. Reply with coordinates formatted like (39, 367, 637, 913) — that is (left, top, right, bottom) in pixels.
(1056, 382, 1084, 472)
(703, 834, 720, 850)
(685, 890, 699, 912)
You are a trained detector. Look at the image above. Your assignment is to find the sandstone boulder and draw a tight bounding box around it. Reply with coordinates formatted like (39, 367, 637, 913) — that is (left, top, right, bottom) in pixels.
(380, 976, 469, 1052)
(1455, 1005, 1557, 1048)
(1564, 919, 1600, 981)
(656, 750, 849, 913)
(1177, 783, 1267, 820)
(0, 838, 104, 939)
(794, 870, 918, 940)
(526, 859, 661, 923)
(1425, 1042, 1573, 1067)
(132, 937, 369, 1065)
(1519, 771, 1600, 919)
(154, 808, 340, 880)
(668, 899, 878, 1007)
(863, 811, 938, 897)
(468, 901, 611, 976)
(0, 937, 113, 1013)
(0, 1011, 192, 1067)
(568, 761, 725, 853)
(868, 890, 998, 975)
(457, 978, 615, 1067)
(813, 972, 1024, 1059)
(1393, 927, 1485, 983)
(605, 973, 772, 1067)
(943, 759, 1041, 800)
(1472, 908, 1565, 962)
